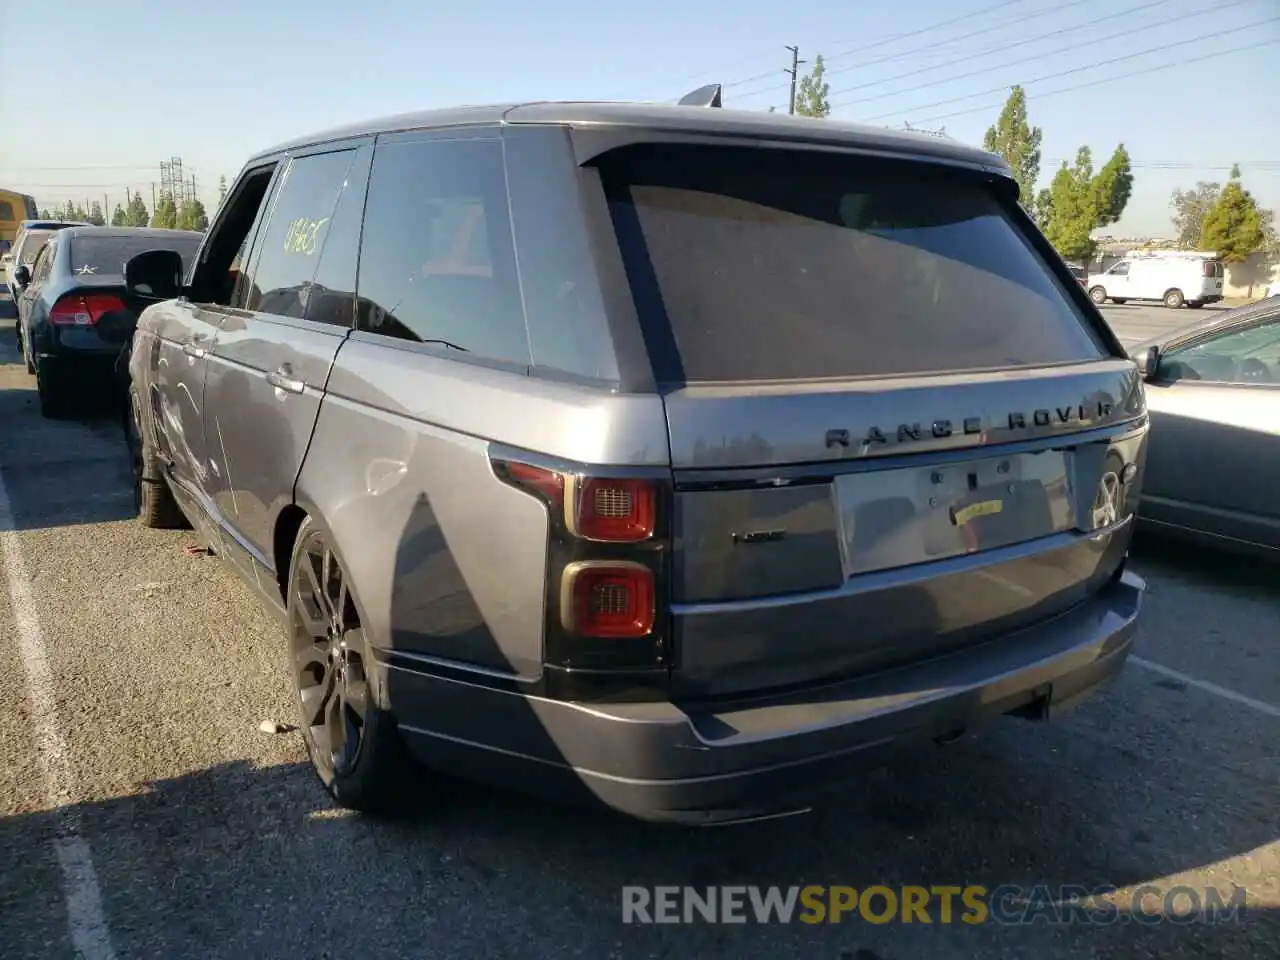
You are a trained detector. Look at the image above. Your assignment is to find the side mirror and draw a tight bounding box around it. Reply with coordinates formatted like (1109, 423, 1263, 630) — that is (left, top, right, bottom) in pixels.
(12, 264, 31, 288)
(1133, 345, 1160, 381)
(124, 249, 184, 303)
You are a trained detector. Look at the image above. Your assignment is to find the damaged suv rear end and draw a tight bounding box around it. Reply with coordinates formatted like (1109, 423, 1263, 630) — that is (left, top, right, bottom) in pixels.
(482, 106, 1144, 822)
(281, 99, 1147, 824)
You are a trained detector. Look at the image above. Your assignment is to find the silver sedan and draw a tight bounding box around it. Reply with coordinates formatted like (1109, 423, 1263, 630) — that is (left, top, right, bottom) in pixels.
(1129, 295, 1280, 557)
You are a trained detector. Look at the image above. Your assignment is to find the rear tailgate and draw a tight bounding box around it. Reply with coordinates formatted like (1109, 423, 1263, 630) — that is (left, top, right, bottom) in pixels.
(597, 141, 1147, 697)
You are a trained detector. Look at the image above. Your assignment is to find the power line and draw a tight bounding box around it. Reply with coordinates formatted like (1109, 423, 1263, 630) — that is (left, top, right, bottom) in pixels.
(827, 0, 1174, 101)
(1, 164, 159, 172)
(821, 0, 1101, 80)
(727, 0, 1101, 102)
(820, 0, 1038, 67)
(859, 17, 1278, 123)
(904, 35, 1280, 126)
(830, 0, 1249, 109)
(705, 0, 1049, 100)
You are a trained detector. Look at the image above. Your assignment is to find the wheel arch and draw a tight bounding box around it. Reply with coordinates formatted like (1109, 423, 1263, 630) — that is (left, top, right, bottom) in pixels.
(273, 503, 310, 602)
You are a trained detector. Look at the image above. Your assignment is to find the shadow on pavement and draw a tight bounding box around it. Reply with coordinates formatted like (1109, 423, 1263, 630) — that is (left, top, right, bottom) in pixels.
(0, 736, 1274, 960)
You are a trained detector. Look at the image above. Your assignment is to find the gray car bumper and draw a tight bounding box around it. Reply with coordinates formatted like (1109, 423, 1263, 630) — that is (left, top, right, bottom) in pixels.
(388, 569, 1144, 824)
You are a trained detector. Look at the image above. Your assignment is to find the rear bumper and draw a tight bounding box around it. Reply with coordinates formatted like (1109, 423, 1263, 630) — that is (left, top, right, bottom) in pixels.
(388, 569, 1144, 824)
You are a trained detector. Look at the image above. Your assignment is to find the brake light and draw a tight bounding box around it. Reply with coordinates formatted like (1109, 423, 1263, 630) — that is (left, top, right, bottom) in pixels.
(567, 477, 657, 542)
(502, 461, 564, 508)
(50, 292, 127, 326)
(491, 450, 671, 681)
(562, 562, 655, 638)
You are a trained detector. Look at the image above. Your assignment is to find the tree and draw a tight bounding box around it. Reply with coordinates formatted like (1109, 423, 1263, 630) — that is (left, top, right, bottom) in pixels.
(38, 208, 52, 219)
(87, 202, 106, 226)
(1170, 182, 1221, 248)
(982, 86, 1041, 212)
(794, 54, 830, 118)
(1200, 165, 1266, 264)
(1092, 144, 1133, 228)
(1041, 148, 1097, 265)
(217, 175, 228, 207)
(152, 193, 178, 229)
(110, 204, 127, 227)
(125, 192, 150, 227)
(176, 198, 209, 231)
(1034, 188, 1054, 228)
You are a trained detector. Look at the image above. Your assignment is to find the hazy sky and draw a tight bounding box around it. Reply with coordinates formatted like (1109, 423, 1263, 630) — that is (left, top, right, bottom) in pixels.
(1, 0, 1277, 237)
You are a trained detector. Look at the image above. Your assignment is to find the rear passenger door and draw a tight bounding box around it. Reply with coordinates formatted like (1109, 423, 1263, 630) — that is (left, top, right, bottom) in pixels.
(201, 143, 372, 575)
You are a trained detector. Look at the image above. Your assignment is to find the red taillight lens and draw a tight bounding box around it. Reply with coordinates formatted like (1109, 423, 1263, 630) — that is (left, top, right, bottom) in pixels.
(50, 293, 127, 326)
(562, 562, 655, 638)
(502, 461, 564, 509)
(569, 477, 657, 542)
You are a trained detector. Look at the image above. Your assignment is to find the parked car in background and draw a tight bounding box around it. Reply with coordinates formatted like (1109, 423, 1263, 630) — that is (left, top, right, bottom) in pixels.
(4, 220, 88, 321)
(1067, 265, 1087, 288)
(1087, 251, 1224, 309)
(1129, 294, 1280, 557)
(123, 95, 1147, 823)
(12, 226, 203, 417)
(0, 252, 12, 317)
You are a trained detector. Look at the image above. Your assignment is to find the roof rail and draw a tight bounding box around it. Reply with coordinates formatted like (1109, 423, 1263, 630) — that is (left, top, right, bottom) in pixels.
(677, 83, 723, 108)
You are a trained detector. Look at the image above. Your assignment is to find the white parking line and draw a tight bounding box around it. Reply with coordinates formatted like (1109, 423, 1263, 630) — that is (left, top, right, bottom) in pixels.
(0, 466, 117, 960)
(1130, 655, 1280, 720)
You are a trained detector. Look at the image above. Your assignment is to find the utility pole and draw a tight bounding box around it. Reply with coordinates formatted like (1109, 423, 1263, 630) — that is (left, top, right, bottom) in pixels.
(784, 45, 805, 115)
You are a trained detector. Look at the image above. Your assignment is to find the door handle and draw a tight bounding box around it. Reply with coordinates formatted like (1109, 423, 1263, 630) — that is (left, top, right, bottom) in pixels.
(267, 366, 305, 395)
(182, 333, 210, 358)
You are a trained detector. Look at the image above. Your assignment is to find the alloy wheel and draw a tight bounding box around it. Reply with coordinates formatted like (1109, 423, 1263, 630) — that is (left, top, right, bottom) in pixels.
(290, 534, 370, 780)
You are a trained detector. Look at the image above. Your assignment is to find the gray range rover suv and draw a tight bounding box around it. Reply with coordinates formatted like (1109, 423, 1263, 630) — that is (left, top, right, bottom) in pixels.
(122, 93, 1147, 824)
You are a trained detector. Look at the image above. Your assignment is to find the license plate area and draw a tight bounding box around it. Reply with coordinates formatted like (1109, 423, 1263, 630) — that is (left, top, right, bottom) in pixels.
(835, 450, 1077, 578)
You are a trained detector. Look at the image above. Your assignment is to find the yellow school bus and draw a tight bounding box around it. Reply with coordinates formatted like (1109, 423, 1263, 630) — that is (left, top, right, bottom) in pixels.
(0, 189, 39, 254)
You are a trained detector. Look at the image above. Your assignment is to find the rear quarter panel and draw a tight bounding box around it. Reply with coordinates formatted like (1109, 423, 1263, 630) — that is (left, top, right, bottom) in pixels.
(294, 336, 670, 681)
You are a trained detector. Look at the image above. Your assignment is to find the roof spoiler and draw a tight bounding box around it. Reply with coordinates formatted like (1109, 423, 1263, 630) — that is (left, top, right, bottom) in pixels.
(677, 83, 722, 108)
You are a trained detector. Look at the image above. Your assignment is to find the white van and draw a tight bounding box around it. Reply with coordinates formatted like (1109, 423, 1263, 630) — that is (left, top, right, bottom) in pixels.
(1087, 252, 1224, 309)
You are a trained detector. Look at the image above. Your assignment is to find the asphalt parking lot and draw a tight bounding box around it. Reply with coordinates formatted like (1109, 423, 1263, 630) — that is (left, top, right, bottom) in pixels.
(0, 308, 1276, 960)
(1098, 299, 1230, 349)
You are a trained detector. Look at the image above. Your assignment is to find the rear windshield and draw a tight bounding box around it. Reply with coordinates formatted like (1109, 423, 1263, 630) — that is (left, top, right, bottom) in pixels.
(600, 145, 1107, 384)
(69, 233, 202, 277)
(17, 231, 53, 263)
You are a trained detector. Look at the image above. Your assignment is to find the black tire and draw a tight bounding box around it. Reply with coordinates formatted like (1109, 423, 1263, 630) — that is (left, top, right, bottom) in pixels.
(287, 516, 412, 813)
(36, 368, 71, 419)
(1164, 288, 1184, 309)
(1089, 286, 1107, 305)
(128, 392, 188, 529)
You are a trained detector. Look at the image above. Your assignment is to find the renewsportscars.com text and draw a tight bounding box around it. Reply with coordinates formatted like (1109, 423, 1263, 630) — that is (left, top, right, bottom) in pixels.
(621, 884, 1248, 926)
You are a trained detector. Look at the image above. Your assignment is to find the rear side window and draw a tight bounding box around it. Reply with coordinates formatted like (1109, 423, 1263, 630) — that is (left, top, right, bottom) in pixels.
(69, 234, 202, 277)
(17, 230, 53, 264)
(356, 136, 530, 366)
(601, 144, 1107, 384)
(245, 149, 356, 320)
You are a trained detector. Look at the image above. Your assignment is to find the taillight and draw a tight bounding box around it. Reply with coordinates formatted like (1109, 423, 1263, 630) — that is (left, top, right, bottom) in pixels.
(50, 292, 127, 326)
(562, 561, 655, 638)
(567, 477, 657, 542)
(492, 450, 670, 686)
